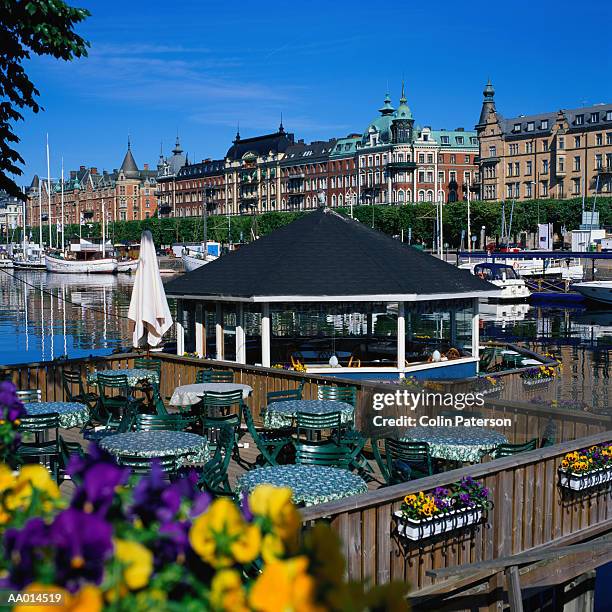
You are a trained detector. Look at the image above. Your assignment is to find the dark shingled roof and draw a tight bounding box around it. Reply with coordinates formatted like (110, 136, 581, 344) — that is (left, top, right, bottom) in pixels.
(165, 209, 498, 301)
(120, 145, 139, 178)
(226, 130, 294, 161)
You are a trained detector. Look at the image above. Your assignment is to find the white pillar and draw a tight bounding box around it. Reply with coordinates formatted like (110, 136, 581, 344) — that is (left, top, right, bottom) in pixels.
(471, 297, 480, 360)
(195, 303, 205, 358)
(176, 302, 185, 356)
(215, 302, 223, 360)
(236, 303, 246, 364)
(262, 303, 271, 367)
(397, 302, 405, 374)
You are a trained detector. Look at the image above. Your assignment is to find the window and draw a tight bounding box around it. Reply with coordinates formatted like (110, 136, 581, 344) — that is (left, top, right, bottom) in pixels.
(438, 171, 445, 182)
(470, 137, 477, 145)
(591, 112, 599, 123)
(506, 184, 513, 198)
(596, 154, 603, 169)
(525, 142, 533, 153)
(540, 119, 549, 130)
(514, 162, 519, 176)
(418, 153, 425, 163)
(558, 137, 565, 150)
(526, 161, 532, 175)
(574, 136, 581, 148)
(489, 145, 497, 157)
(572, 178, 581, 195)
(509, 144, 519, 155)
(514, 183, 520, 198)
(449, 171, 457, 182)
(558, 157, 565, 173)
(440, 135, 450, 144)
(541, 180, 548, 196)
(576, 114, 584, 125)
(597, 133, 603, 145)
(513, 123, 521, 132)
(526, 122, 534, 131)
(456, 136, 464, 144)
(450, 154, 456, 164)
(464, 171, 471, 184)
(423, 134, 429, 142)
(526, 182, 533, 198)
(418, 171, 425, 182)
(542, 159, 549, 174)
(464, 155, 470, 163)
(606, 110, 612, 121)
(607, 133, 612, 145)
(507, 162, 513, 177)
(542, 140, 549, 152)
(574, 156, 581, 171)
(439, 154, 444, 163)
(426, 171, 433, 183)
(427, 153, 433, 163)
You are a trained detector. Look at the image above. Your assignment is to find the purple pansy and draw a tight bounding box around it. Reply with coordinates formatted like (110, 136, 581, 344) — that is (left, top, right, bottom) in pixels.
(2, 518, 48, 589)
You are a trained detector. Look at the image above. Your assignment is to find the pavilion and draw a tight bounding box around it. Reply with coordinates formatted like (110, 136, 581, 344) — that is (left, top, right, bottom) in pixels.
(164, 208, 499, 380)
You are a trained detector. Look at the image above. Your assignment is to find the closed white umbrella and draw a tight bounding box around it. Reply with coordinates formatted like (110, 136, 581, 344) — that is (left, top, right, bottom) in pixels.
(128, 230, 173, 347)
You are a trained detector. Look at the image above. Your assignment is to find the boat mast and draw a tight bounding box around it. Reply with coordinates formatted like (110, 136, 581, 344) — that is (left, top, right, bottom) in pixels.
(46, 134, 52, 249)
(61, 157, 65, 251)
(38, 180, 42, 253)
(102, 198, 106, 258)
(467, 176, 471, 253)
(203, 187, 208, 256)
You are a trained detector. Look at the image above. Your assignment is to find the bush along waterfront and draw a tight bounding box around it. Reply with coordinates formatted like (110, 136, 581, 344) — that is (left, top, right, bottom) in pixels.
(25, 197, 612, 248)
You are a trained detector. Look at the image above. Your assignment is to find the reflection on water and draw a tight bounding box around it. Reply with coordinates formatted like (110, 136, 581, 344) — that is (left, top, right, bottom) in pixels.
(0, 270, 175, 364)
(481, 302, 611, 412)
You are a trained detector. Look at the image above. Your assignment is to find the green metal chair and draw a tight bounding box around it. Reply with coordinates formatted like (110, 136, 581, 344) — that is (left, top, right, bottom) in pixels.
(243, 405, 293, 467)
(294, 440, 352, 468)
(16, 389, 42, 403)
(83, 403, 138, 442)
(197, 425, 236, 496)
(296, 410, 342, 442)
(133, 357, 162, 376)
(493, 438, 538, 458)
(118, 454, 183, 478)
(478, 347, 499, 373)
(61, 370, 98, 409)
(135, 413, 194, 432)
(95, 373, 142, 428)
(317, 384, 357, 407)
(195, 369, 234, 383)
(17, 412, 61, 481)
(266, 381, 305, 404)
(373, 438, 434, 485)
(540, 419, 557, 448)
(57, 436, 85, 484)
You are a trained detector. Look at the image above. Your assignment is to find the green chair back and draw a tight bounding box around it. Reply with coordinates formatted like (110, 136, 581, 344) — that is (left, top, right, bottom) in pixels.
(195, 369, 233, 383)
(133, 357, 162, 374)
(18, 412, 60, 434)
(118, 454, 182, 476)
(294, 441, 352, 468)
(243, 405, 292, 467)
(198, 425, 235, 496)
(135, 413, 193, 432)
(61, 370, 98, 408)
(266, 381, 305, 404)
(296, 410, 341, 441)
(494, 438, 538, 458)
(317, 385, 357, 407)
(16, 389, 42, 403)
(375, 439, 434, 484)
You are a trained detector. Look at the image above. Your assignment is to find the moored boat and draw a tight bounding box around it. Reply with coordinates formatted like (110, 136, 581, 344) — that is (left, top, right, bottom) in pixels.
(572, 281, 612, 305)
(45, 253, 117, 274)
(182, 252, 217, 272)
(117, 259, 139, 273)
(460, 262, 530, 300)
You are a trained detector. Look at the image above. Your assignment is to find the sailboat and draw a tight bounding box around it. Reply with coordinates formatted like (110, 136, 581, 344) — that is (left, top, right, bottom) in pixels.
(46, 199, 118, 273)
(181, 201, 219, 272)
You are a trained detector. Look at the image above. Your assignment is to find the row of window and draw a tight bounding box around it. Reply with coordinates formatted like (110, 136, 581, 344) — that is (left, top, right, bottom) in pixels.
(496, 132, 612, 157)
(511, 110, 612, 134)
(506, 153, 612, 177)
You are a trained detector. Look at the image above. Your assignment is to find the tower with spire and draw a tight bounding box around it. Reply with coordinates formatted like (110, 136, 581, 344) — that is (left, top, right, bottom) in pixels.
(119, 136, 140, 179)
(391, 81, 414, 144)
(477, 79, 496, 130)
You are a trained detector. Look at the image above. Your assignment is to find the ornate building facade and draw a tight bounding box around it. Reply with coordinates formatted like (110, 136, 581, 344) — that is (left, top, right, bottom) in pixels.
(476, 80, 612, 201)
(157, 85, 479, 218)
(26, 140, 157, 229)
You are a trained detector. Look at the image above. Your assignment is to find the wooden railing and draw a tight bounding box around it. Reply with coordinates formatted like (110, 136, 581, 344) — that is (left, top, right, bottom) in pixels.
(300, 430, 612, 602)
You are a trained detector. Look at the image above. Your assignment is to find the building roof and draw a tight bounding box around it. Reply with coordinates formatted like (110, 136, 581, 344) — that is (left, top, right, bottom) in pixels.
(119, 139, 139, 178)
(280, 139, 336, 166)
(165, 208, 498, 302)
(330, 136, 360, 158)
(430, 129, 478, 149)
(177, 159, 225, 179)
(225, 129, 295, 161)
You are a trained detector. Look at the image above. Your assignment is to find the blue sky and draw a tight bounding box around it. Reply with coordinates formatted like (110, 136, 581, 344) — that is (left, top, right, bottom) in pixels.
(17, 0, 612, 183)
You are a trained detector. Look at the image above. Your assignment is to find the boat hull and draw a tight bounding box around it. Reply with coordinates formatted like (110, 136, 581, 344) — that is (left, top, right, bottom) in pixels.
(117, 260, 139, 273)
(45, 256, 118, 274)
(182, 253, 209, 272)
(572, 282, 612, 305)
(13, 257, 46, 270)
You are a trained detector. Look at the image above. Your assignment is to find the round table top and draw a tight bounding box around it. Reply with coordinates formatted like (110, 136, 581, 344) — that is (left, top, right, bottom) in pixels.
(263, 399, 354, 429)
(24, 401, 89, 428)
(99, 430, 209, 463)
(170, 382, 253, 406)
(400, 425, 507, 463)
(521, 358, 542, 366)
(88, 368, 159, 386)
(236, 465, 368, 506)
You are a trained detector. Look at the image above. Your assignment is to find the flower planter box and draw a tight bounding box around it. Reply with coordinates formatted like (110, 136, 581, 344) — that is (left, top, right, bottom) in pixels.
(480, 384, 504, 396)
(558, 467, 612, 491)
(393, 507, 483, 541)
(522, 376, 554, 387)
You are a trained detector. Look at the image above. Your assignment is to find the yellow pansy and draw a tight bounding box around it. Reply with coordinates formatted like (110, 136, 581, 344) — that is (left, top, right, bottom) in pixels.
(114, 539, 153, 590)
(3, 465, 60, 515)
(249, 485, 301, 543)
(0, 463, 15, 491)
(189, 498, 261, 568)
(249, 555, 324, 612)
(209, 569, 249, 612)
(13, 584, 102, 612)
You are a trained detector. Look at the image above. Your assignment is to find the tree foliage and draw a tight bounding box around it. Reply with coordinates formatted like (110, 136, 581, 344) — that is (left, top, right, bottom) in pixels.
(26, 197, 611, 248)
(0, 0, 89, 197)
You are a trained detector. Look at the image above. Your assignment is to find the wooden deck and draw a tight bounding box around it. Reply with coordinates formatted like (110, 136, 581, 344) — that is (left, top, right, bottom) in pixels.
(3, 352, 611, 610)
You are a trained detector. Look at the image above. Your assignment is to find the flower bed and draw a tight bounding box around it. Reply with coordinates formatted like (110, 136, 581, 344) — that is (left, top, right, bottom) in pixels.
(0, 445, 409, 611)
(521, 365, 557, 386)
(558, 444, 612, 491)
(394, 477, 491, 541)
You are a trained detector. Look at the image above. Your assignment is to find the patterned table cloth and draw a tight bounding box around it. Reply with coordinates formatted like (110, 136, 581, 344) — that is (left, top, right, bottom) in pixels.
(400, 426, 507, 463)
(24, 402, 89, 429)
(236, 465, 368, 506)
(99, 431, 209, 465)
(87, 368, 160, 387)
(264, 399, 354, 429)
(169, 382, 253, 406)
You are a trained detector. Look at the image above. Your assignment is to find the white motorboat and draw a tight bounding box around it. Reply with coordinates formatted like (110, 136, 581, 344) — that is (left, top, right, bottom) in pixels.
(572, 281, 612, 305)
(0, 258, 14, 269)
(117, 259, 139, 273)
(45, 253, 117, 274)
(182, 252, 217, 272)
(13, 256, 46, 270)
(460, 262, 530, 300)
